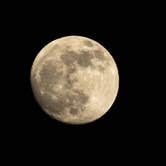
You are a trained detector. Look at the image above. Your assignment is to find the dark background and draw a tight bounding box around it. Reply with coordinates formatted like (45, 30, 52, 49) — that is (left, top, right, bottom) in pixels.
(2, 1, 162, 164)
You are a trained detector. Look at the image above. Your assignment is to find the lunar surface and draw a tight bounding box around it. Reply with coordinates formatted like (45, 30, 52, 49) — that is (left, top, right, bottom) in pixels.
(31, 36, 119, 124)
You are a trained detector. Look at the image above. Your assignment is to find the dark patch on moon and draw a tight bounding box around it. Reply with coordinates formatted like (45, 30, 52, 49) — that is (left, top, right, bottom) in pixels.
(60, 50, 78, 66)
(37, 93, 62, 115)
(37, 87, 89, 117)
(37, 47, 107, 117)
(68, 66, 76, 74)
(64, 64, 78, 89)
(70, 107, 79, 115)
(94, 49, 106, 61)
(83, 40, 93, 47)
(67, 89, 89, 115)
(65, 75, 78, 89)
(34, 53, 90, 117)
(97, 65, 106, 72)
(39, 61, 63, 91)
(60, 50, 80, 90)
(67, 89, 89, 107)
(56, 89, 89, 116)
(53, 97, 68, 115)
(73, 89, 89, 104)
(77, 50, 93, 67)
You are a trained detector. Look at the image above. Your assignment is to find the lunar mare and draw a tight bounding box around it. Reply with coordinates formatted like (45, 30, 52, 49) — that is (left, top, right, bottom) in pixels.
(31, 36, 119, 124)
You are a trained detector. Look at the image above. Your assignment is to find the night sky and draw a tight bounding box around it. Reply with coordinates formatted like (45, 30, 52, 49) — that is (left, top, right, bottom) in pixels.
(2, 1, 159, 163)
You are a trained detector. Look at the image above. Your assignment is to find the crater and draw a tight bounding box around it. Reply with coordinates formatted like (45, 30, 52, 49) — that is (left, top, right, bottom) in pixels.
(83, 40, 93, 47)
(70, 107, 79, 115)
(94, 49, 106, 61)
(77, 50, 93, 67)
(98, 65, 106, 72)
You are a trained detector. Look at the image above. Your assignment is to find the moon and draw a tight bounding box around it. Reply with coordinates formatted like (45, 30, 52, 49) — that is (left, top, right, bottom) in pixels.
(31, 36, 119, 124)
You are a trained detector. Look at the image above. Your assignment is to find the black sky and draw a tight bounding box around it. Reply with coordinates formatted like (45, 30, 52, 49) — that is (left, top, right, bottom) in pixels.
(2, 1, 161, 163)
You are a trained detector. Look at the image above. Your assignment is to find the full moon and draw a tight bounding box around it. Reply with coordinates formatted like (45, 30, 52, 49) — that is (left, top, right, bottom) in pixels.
(31, 36, 119, 124)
